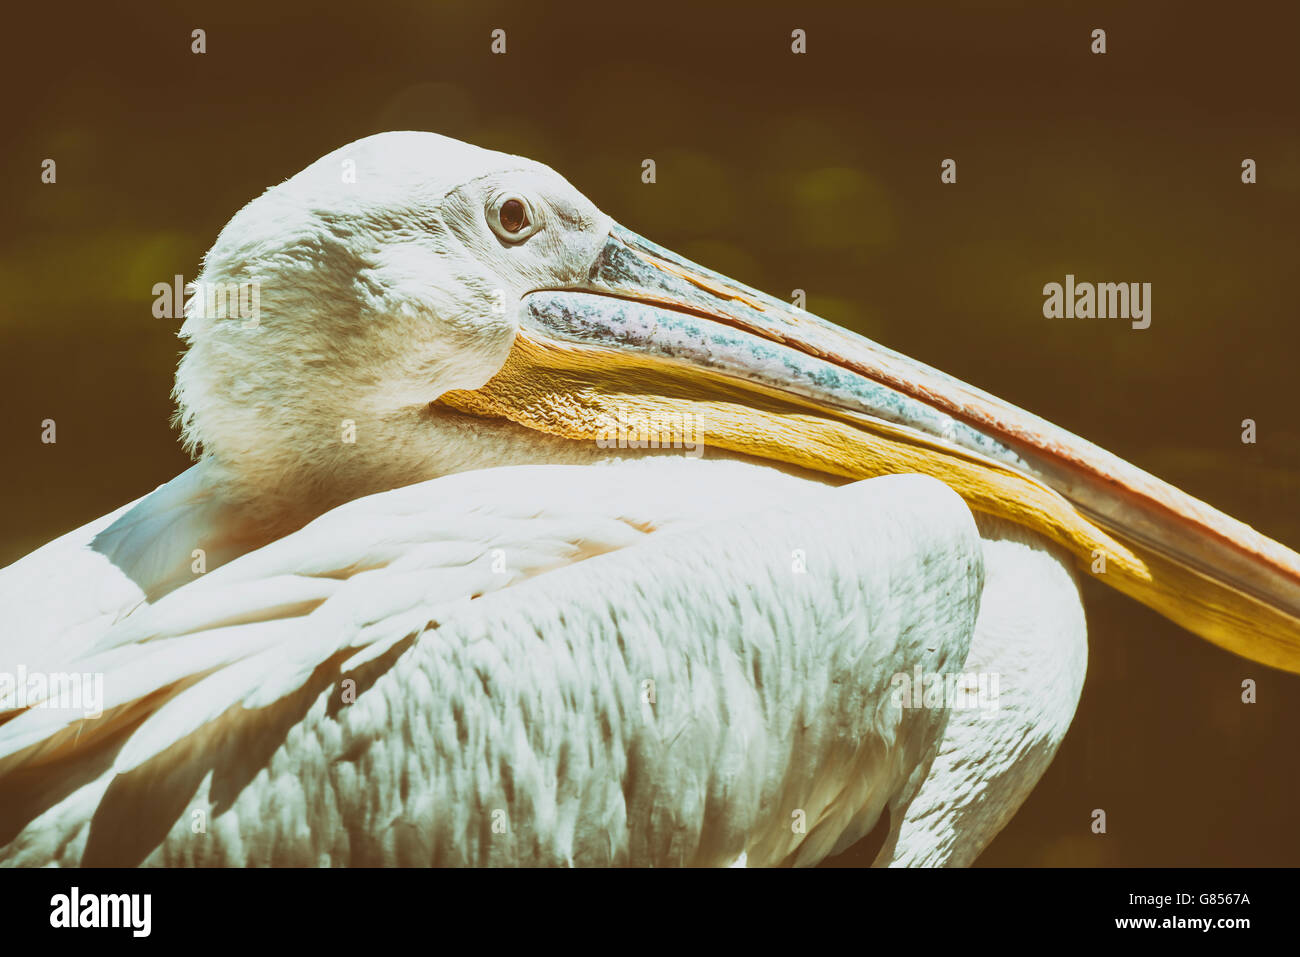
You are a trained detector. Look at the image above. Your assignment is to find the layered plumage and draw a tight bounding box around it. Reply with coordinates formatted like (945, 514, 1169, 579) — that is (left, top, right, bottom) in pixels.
(0, 462, 1084, 866)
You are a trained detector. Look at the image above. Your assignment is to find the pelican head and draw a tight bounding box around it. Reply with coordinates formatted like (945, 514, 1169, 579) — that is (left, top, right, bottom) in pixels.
(175, 132, 613, 509)
(175, 131, 1300, 671)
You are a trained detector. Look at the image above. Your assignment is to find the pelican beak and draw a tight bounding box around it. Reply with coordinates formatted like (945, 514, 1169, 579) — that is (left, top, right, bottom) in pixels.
(441, 225, 1300, 672)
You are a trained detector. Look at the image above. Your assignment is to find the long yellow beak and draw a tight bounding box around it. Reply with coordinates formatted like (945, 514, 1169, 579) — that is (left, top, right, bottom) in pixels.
(442, 226, 1300, 672)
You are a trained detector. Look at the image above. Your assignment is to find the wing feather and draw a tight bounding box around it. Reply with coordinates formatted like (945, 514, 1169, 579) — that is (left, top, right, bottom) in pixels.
(1, 463, 980, 866)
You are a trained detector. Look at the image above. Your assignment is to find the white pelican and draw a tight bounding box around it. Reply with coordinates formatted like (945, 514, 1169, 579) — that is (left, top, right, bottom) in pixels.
(1, 132, 1297, 867)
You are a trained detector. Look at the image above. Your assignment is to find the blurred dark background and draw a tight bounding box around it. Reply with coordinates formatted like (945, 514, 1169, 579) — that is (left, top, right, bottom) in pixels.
(1, 0, 1297, 865)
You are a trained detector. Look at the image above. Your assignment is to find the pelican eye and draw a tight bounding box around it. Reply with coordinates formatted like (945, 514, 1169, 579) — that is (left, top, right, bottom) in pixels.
(488, 194, 537, 243)
(499, 199, 527, 233)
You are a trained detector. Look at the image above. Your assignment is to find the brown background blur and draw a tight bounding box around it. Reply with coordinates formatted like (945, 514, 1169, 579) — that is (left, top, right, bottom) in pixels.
(1, 1, 1296, 865)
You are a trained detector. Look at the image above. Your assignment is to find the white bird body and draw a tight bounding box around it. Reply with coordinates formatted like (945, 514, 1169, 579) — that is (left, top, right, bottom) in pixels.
(1, 131, 1292, 867)
(0, 459, 1082, 866)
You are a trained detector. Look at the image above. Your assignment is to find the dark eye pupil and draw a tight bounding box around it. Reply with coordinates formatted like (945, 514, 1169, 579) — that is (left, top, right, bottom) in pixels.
(500, 199, 526, 233)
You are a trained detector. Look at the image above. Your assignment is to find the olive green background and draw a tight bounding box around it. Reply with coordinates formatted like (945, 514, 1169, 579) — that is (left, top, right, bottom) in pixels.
(1, 1, 1297, 865)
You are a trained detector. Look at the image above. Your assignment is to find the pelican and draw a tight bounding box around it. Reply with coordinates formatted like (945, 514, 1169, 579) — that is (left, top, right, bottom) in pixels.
(2, 132, 1297, 867)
